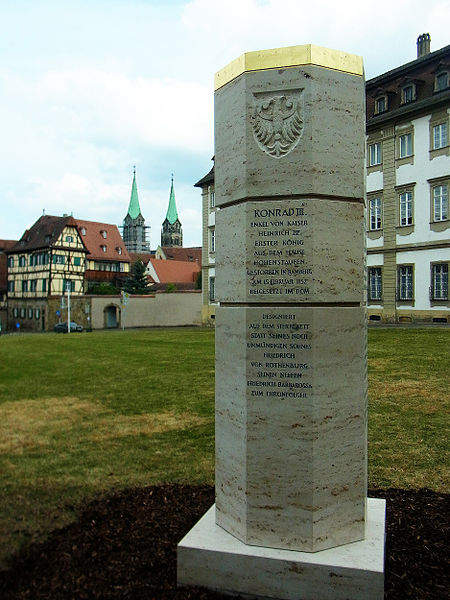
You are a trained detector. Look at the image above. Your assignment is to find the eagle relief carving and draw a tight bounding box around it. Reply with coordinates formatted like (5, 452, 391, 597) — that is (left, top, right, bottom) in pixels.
(251, 89, 304, 158)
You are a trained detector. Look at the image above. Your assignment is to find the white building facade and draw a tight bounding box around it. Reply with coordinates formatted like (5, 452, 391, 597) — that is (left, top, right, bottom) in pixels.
(366, 37, 449, 322)
(197, 37, 449, 324)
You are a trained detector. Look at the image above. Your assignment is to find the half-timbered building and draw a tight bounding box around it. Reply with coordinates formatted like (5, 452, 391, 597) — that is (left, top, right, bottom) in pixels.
(6, 215, 88, 331)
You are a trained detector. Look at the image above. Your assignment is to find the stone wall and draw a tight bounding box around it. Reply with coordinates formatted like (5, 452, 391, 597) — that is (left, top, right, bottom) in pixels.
(4, 292, 202, 332)
(90, 291, 202, 329)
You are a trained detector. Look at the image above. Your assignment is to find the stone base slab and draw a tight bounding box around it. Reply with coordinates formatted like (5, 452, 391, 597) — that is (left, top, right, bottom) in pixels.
(177, 498, 385, 600)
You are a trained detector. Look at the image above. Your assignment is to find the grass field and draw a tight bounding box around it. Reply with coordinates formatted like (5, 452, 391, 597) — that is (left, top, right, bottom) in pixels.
(0, 326, 448, 566)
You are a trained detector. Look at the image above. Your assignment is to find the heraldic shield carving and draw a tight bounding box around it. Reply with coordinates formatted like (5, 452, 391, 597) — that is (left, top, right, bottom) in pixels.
(251, 89, 304, 158)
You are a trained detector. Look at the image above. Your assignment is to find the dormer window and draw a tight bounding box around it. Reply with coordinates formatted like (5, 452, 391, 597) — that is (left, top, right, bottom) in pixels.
(101, 230, 107, 239)
(435, 71, 449, 92)
(375, 96, 387, 115)
(117, 247, 122, 255)
(101, 245, 107, 253)
(401, 84, 415, 104)
(81, 227, 86, 236)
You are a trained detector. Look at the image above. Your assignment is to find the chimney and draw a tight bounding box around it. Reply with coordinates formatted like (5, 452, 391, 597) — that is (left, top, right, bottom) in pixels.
(417, 33, 431, 58)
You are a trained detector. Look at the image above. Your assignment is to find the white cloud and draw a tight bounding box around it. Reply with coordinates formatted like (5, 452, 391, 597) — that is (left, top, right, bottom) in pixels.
(183, 0, 450, 78)
(2, 68, 213, 152)
(1, 0, 449, 248)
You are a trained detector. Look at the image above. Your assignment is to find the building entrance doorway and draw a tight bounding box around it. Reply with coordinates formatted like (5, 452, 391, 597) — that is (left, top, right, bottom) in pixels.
(105, 305, 119, 328)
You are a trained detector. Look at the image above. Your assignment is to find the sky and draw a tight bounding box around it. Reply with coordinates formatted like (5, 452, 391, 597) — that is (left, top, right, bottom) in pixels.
(1, 0, 449, 248)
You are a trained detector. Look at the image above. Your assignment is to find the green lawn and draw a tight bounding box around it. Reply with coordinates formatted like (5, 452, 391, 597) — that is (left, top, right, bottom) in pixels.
(0, 327, 448, 566)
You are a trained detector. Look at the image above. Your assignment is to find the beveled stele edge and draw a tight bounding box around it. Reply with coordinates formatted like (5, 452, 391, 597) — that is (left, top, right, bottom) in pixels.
(214, 43, 364, 90)
(177, 498, 385, 600)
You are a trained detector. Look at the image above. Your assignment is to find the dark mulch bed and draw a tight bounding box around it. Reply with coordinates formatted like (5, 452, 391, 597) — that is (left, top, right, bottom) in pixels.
(0, 485, 448, 599)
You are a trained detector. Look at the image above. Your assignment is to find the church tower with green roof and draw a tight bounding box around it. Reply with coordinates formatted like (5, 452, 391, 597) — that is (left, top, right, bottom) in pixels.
(121, 167, 150, 253)
(161, 175, 183, 247)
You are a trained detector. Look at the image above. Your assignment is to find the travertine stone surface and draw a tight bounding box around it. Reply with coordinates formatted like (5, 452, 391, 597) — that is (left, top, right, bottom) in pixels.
(178, 499, 386, 600)
(178, 42, 382, 599)
(216, 305, 367, 552)
(214, 65, 365, 206)
(216, 198, 365, 304)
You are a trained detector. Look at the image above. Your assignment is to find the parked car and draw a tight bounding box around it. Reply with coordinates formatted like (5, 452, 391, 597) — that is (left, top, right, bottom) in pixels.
(54, 321, 84, 333)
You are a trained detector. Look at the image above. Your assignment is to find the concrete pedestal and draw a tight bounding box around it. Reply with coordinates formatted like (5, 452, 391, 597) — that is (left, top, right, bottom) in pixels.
(178, 498, 385, 600)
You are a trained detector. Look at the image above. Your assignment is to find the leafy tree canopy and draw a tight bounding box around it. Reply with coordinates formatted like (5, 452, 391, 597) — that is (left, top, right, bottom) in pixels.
(87, 282, 119, 295)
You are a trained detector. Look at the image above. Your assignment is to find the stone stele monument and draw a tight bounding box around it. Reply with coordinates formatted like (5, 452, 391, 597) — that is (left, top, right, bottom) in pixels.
(178, 43, 386, 600)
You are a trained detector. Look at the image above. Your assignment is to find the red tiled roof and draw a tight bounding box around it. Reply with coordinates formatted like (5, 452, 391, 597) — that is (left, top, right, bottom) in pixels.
(0, 240, 18, 250)
(75, 219, 130, 263)
(129, 252, 154, 266)
(148, 258, 200, 284)
(159, 246, 201, 264)
(8, 215, 83, 253)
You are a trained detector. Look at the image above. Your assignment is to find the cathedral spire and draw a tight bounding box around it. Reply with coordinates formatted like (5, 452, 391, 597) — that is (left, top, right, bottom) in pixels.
(165, 174, 179, 224)
(122, 166, 150, 253)
(161, 174, 182, 247)
(127, 166, 142, 220)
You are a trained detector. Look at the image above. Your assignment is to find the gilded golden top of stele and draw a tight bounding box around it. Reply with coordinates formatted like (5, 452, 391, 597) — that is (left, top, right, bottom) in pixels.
(214, 44, 363, 90)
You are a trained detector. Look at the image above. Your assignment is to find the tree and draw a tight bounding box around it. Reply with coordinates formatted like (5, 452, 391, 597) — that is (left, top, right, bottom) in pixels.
(87, 282, 118, 295)
(124, 259, 151, 294)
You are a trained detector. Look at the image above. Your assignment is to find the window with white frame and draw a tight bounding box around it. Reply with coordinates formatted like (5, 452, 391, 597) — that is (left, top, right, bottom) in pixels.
(208, 186, 215, 208)
(53, 254, 65, 264)
(22, 280, 28, 293)
(369, 197, 382, 230)
(432, 263, 448, 300)
(30, 280, 37, 292)
(28, 308, 33, 319)
(399, 191, 413, 226)
(35, 309, 40, 320)
(368, 142, 382, 166)
(368, 267, 382, 301)
(8, 281, 14, 292)
(20, 307, 26, 318)
(399, 133, 412, 158)
(398, 266, 413, 300)
(65, 235, 73, 243)
(13, 308, 18, 318)
(42, 279, 47, 293)
(101, 230, 107, 239)
(101, 245, 107, 253)
(433, 184, 448, 221)
(210, 228, 215, 253)
(19, 256, 26, 267)
(7, 256, 14, 268)
(209, 276, 215, 302)
(433, 123, 448, 150)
